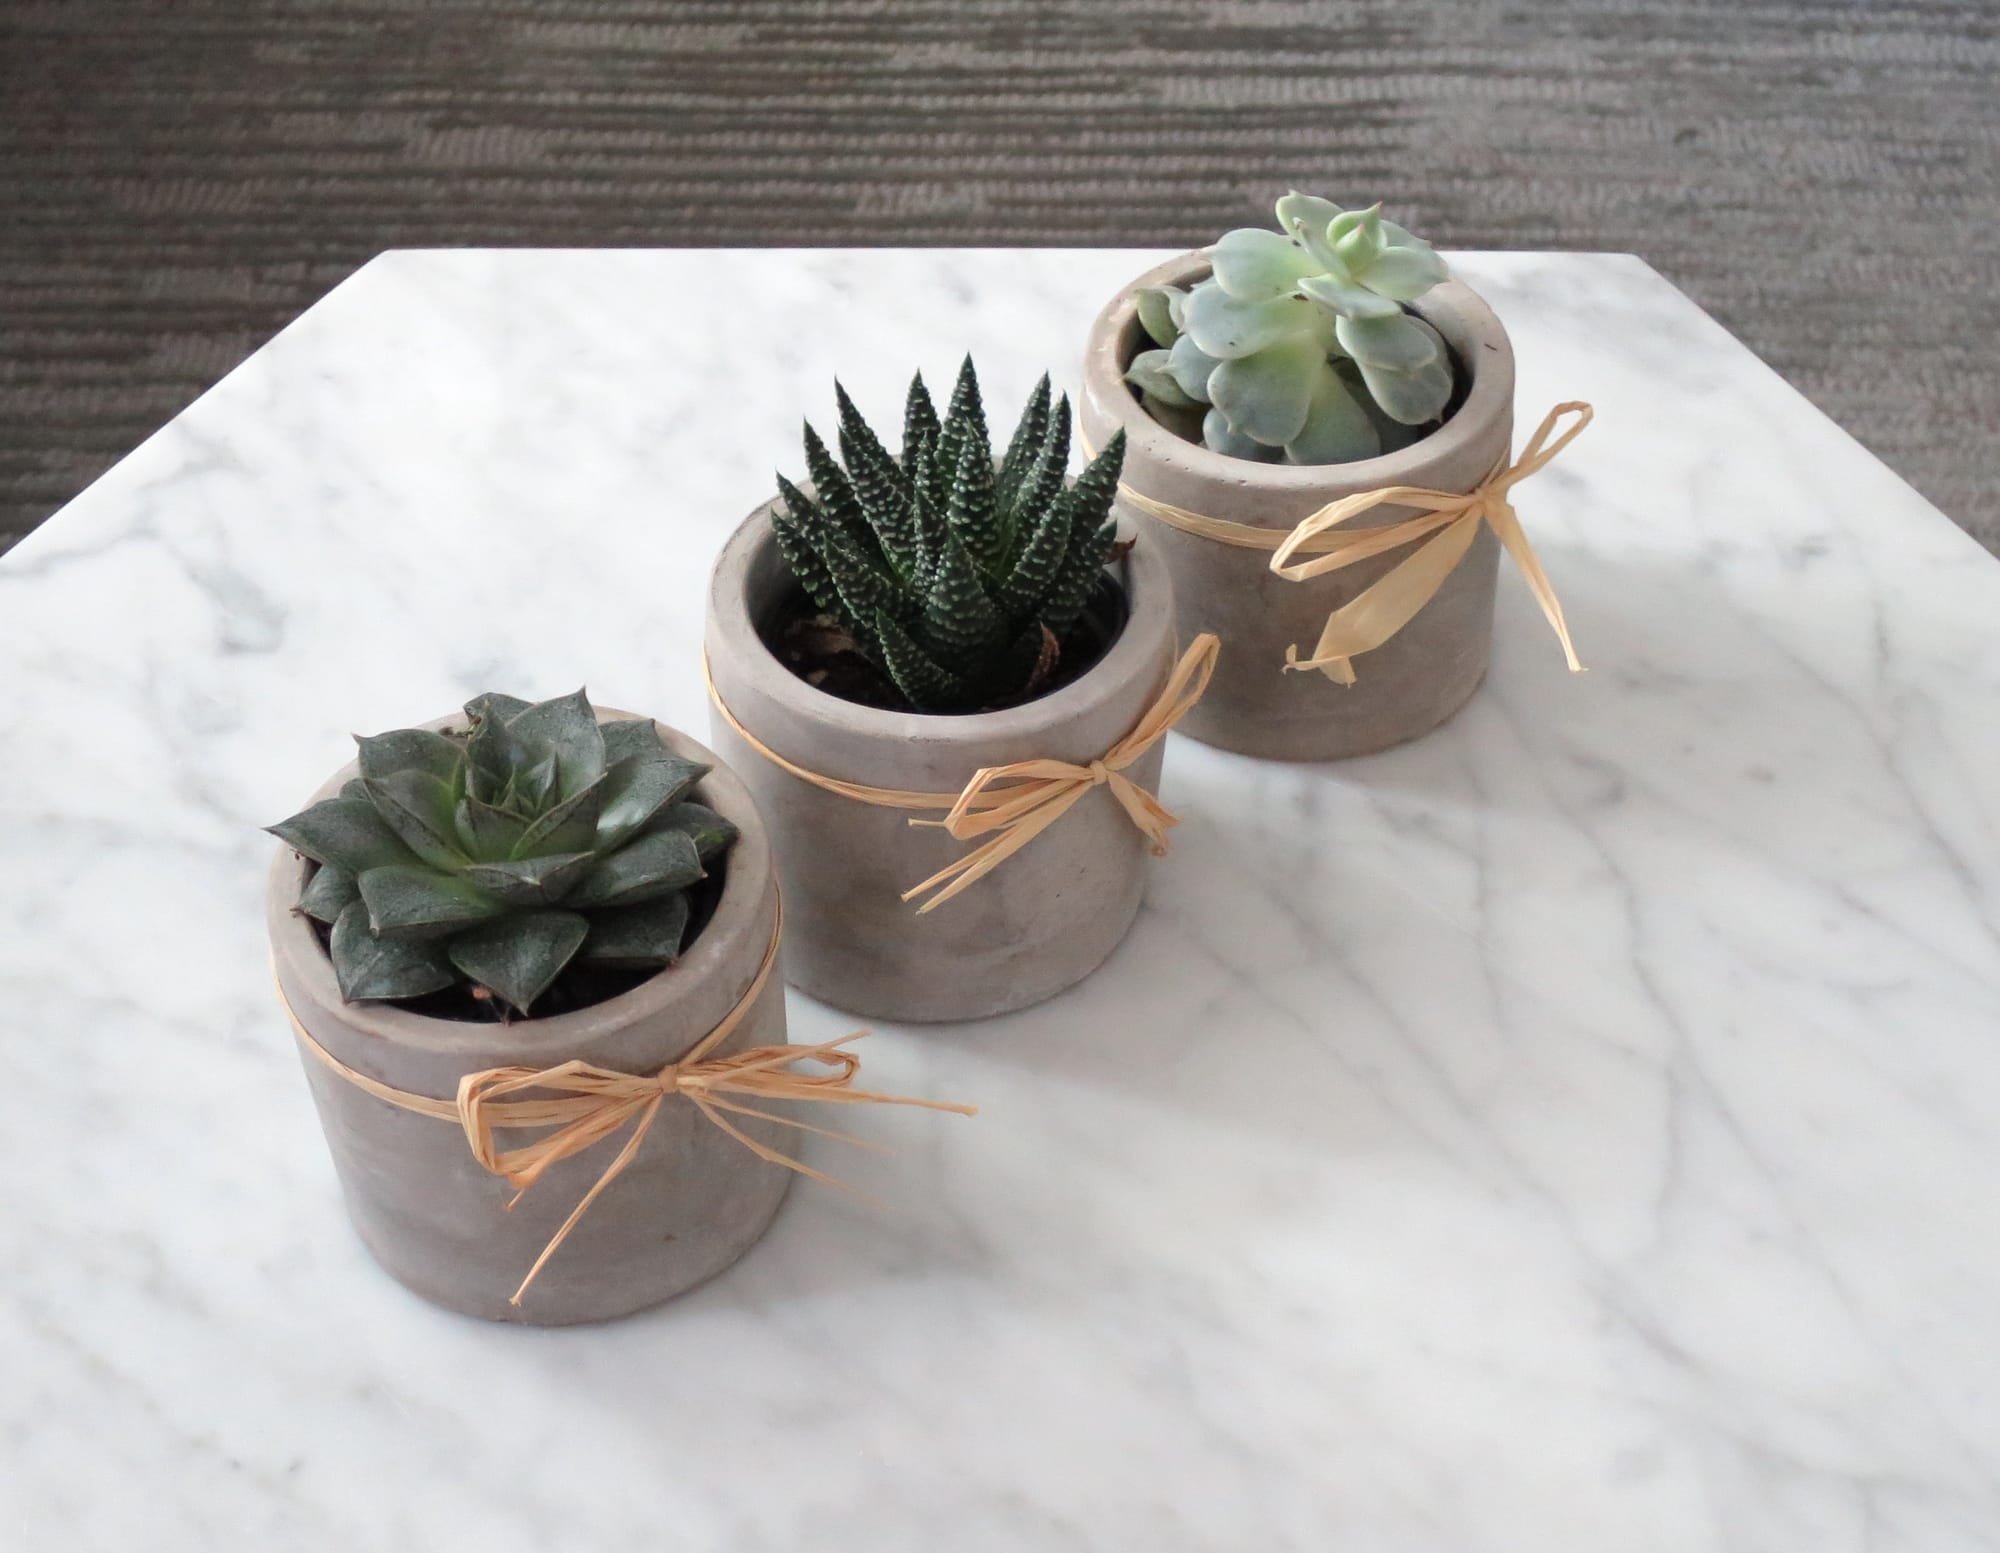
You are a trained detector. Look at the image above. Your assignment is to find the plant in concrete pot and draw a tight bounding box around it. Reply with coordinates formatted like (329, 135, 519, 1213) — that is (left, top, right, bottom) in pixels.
(1081, 191, 1525, 761)
(705, 358, 1208, 1023)
(265, 688, 794, 1325)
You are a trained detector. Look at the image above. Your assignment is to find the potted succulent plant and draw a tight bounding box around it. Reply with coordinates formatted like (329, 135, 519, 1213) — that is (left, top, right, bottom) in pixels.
(1080, 191, 1521, 761)
(265, 689, 794, 1325)
(704, 359, 1201, 1023)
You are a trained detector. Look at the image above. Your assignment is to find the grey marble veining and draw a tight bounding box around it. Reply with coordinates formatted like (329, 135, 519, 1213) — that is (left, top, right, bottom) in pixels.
(2, 250, 1997, 1550)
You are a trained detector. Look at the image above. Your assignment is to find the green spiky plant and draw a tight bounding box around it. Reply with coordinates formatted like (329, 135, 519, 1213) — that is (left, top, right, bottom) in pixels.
(1125, 192, 1455, 465)
(268, 689, 737, 1017)
(771, 357, 1128, 714)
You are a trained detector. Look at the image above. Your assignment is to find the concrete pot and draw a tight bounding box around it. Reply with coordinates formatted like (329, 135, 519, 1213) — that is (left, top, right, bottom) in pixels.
(1079, 251, 1517, 762)
(267, 713, 791, 1326)
(704, 502, 1178, 1022)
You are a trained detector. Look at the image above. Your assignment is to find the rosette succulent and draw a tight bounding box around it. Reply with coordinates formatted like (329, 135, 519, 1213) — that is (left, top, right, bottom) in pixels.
(1125, 192, 1455, 464)
(268, 690, 736, 1016)
(772, 356, 1126, 714)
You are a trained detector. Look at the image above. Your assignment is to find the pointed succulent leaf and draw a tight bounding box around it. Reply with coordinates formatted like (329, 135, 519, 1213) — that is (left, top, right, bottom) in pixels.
(1285, 362, 1382, 463)
(998, 490, 1074, 618)
(506, 753, 560, 815)
(565, 828, 704, 909)
(1134, 287, 1183, 348)
(836, 383, 916, 566)
(600, 716, 666, 768)
(1068, 428, 1126, 534)
(448, 910, 590, 1014)
(1009, 393, 1072, 523)
(358, 864, 505, 940)
(874, 611, 971, 711)
(921, 528, 1006, 661)
(647, 801, 738, 861)
(462, 708, 527, 806)
(928, 356, 989, 514)
(1043, 520, 1116, 632)
(902, 372, 940, 466)
(354, 727, 464, 787)
(1330, 205, 1386, 274)
(801, 421, 880, 557)
(946, 430, 1005, 571)
(330, 901, 455, 1002)
(505, 689, 607, 801)
(771, 480, 844, 615)
(465, 691, 533, 726)
(459, 850, 596, 905)
(595, 753, 706, 848)
(361, 772, 468, 871)
(267, 797, 414, 872)
(512, 773, 605, 857)
(582, 894, 691, 968)
(454, 795, 529, 861)
(297, 861, 360, 924)
(995, 373, 1051, 508)
(818, 514, 910, 631)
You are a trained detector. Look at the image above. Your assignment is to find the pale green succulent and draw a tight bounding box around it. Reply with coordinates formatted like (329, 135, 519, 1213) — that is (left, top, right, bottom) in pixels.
(1125, 192, 1455, 464)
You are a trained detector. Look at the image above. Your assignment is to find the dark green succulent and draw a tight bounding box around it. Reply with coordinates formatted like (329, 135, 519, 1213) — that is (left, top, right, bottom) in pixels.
(268, 690, 736, 1016)
(771, 357, 1128, 713)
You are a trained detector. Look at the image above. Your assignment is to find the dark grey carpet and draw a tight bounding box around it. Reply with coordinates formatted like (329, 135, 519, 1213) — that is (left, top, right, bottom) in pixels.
(4, 1, 1997, 553)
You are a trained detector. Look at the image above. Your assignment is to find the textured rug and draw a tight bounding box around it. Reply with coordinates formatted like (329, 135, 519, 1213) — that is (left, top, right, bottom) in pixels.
(4, 0, 1997, 552)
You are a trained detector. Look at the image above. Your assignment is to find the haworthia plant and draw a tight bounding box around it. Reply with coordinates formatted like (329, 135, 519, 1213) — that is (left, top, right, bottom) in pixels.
(771, 357, 1127, 713)
(268, 690, 736, 1016)
(1125, 192, 1455, 465)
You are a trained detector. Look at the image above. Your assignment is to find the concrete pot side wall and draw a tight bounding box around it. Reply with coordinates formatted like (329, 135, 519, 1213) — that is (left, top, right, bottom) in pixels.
(266, 712, 792, 1326)
(704, 506, 1178, 1023)
(1079, 251, 1518, 762)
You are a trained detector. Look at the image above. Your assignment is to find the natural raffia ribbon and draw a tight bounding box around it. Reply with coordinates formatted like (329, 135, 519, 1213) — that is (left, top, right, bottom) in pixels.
(1100, 402, 1592, 684)
(278, 898, 974, 1306)
(706, 632, 1219, 913)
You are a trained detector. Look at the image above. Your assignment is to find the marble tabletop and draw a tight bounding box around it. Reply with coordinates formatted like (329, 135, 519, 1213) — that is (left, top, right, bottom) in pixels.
(4, 249, 1998, 1551)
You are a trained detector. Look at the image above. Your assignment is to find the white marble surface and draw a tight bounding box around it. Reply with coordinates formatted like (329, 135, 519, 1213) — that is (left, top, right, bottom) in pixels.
(4, 249, 1999, 1551)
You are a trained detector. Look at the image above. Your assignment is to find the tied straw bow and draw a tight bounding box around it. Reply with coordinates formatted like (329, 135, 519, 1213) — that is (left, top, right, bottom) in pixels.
(282, 899, 974, 1306)
(1104, 402, 1593, 684)
(706, 632, 1219, 912)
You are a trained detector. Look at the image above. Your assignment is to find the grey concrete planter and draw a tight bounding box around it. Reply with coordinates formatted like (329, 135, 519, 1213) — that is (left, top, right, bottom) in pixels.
(704, 502, 1178, 1022)
(1079, 251, 1517, 762)
(267, 713, 791, 1326)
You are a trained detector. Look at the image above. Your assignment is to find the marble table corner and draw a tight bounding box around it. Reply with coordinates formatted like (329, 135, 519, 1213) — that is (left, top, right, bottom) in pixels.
(3, 248, 1999, 1552)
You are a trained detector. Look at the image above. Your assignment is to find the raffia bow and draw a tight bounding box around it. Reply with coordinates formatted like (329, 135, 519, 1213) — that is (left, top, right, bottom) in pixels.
(706, 632, 1219, 913)
(1103, 402, 1592, 684)
(281, 900, 974, 1305)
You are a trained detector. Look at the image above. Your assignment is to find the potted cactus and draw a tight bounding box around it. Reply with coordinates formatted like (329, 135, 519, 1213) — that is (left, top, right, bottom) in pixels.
(704, 359, 1187, 1023)
(265, 689, 793, 1325)
(1080, 192, 1519, 761)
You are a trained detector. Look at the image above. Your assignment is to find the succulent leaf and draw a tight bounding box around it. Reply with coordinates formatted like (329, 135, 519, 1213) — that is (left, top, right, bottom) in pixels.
(873, 610, 972, 709)
(355, 728, 462, 786)
(330, 901, 456, 1002)
(1134, 287, 1182, 348)
(512, 774, 605, 857)
(922, 528, 1005, 662)
(267, 797, 415, 873)
(361, 772, 468, 872)
(902, 372, 940, 466)
(359, 863, 505, 940)
(447, 910, 590, 1014)
(504, 689, 606, 801)
(1285, 364, 1382, 463)
(582, 895, 690, 968)
(995, 373, 1052, 508)
(647, 801, 738, 861)
(459, 851, 597, 906)
(595, 754, 706, 848)
(455, 795, 529, 861)
(600, 716, 665, 768)
(298, 862, 360, 924)
(565, 828, 704, 910)
(946, 430, 1005, 572)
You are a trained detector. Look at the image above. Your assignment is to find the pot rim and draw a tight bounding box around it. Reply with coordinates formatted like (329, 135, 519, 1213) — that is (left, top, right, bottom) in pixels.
(266, 709, 773, 1066)
(705, 497, 1178, 748)
(1084, 248, 1515, 504)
